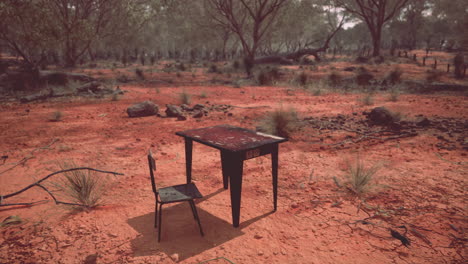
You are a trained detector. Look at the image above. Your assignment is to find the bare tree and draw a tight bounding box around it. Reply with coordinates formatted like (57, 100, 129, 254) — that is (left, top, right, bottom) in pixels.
(333, 0, 410, 56)
(206, 0, 287, 66)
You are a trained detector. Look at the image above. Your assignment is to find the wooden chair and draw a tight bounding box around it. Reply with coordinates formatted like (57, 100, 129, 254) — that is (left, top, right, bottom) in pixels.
(147, 150, 204, 242)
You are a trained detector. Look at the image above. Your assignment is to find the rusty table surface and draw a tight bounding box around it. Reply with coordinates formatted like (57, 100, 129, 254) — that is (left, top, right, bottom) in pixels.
(175, 124, 287, 152)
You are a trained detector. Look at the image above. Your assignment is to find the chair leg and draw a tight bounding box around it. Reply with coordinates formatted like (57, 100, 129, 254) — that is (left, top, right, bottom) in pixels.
(188, 201, 196, 219)
(154, 200, 158, 228)
(158, 203, 163, 242)
(190, 200, 204, 237)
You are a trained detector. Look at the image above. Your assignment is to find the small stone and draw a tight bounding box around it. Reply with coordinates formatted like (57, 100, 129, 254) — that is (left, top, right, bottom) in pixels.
(254, 234, 263, 239)
(193, 111, 203, 118)
(291, 202, 299, 209)
(177, 115, 187, 121)
(258, 251, 264, 256)
(227, 113, 233, 117)
(170, 253, 179, 262)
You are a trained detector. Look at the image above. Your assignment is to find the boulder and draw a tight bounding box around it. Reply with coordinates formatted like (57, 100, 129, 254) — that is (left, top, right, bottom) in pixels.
(165, 104, 183, 117)
(367, 107, 395, 125)
(127, 101, 159, 118)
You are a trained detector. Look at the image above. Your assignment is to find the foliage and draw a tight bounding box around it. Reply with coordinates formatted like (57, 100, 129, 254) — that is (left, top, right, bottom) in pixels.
(328, 71, 342, 87)
(258, 108, 299, 138)
(179, 90, 191, 105)
(56, 162, 107, 208)
(49, 111, 63, 122)
(386, 67, 403, 85)
(346, 157, 381, 195)
(296, 72, 308, 86)
(135, 68, 145, 80)
(426, 70, 443, 83)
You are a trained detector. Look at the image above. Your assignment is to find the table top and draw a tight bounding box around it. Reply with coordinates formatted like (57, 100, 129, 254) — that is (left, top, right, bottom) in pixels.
(176, 125, 287, 152)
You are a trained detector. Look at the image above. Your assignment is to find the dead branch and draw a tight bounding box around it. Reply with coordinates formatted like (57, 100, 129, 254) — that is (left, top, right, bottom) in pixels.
(0, 167, 124, 207)
(0, 138, 59, 175)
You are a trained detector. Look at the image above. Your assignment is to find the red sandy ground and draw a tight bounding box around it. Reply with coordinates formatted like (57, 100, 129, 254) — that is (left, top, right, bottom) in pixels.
(0, 59, 467, 264)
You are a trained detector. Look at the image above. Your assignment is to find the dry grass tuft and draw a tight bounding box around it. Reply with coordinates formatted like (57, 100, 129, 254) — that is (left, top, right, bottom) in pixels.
(258, 108, 299, 138)
(56, 162, 107, 208)
(49, 111, 63, 122)
(179, 90, 192, 104)
(346, 157, 381, 195)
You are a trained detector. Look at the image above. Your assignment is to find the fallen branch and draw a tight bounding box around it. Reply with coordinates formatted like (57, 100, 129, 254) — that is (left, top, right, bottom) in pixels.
(0, 138, 59, 175)
(0, 167, 123, 207)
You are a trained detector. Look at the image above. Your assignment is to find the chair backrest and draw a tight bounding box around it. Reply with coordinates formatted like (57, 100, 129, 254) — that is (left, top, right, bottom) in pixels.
(147, 149, 157, 194)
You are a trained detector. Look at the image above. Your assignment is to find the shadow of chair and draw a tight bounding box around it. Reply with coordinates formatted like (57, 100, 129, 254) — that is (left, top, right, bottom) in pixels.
(127, 187, 276, 262)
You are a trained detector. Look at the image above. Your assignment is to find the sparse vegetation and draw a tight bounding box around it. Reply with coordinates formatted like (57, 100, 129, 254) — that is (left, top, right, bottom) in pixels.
(179, 90, 191, 104)
(328, 71, 342, 87)
(56, 162, 107, 208)
(296, 72, 308, 86)
(135, 68, 145, 80)
(385, 67, 403, 84)
(200, 91, 208, 98)
(426, 70, 443, 83)
(346, 157, 381, 195)
(257, 67, 281, 86)
(388, 88, 400, 102)
(258, 108, 299, 138)
(361, 93, 374, 105)
(49, 111, 63, 122)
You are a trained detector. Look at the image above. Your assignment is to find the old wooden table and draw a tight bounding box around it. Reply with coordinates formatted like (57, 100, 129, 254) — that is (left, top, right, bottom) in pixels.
(176, 125, 288, 227)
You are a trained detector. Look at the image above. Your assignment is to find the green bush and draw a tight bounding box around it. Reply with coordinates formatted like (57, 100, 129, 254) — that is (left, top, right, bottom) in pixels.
(258, 108, 299, 138)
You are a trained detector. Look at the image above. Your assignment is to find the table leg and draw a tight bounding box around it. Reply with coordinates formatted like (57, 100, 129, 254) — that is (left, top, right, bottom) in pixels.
(228, 153, 243, 227)
(271, 144, 279, 211)
(185, 138, 193, 184)
(221, 151, 229, 189)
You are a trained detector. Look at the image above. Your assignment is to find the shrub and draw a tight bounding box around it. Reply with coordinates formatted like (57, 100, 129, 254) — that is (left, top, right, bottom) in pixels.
(111, 93, 120, 101)
(200, 91, 208, 98)
(208, 64, 218, 73)
(46, 72, 69, 86)
(176, 63, 186, 71)
(49, 111, 63, 122)
(346, 157, 381, 195)
(57, 162, 107, 208)
(232, 60, 240, 70)
(179, 90, 191, 104)
(328, 71, 342, 87)
(388, 88, 399, 102)
(312, 89, 322, 96)
(426, 70, 443, 83)
(258, 108, 299, 138)
(135, 68, 145, 80)
(386, 67, 403, 84)
(257, 67, 281, 86)
(453, 53, 464, 79)
(296, 72, 308, 86)
(361, 93, 374, 106)
(243, 57, 254, 76)
(356, 67, 374, 85)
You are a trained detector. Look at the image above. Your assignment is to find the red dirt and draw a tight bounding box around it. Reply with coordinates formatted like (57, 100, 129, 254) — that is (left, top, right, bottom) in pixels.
(1, 64, 467, 264)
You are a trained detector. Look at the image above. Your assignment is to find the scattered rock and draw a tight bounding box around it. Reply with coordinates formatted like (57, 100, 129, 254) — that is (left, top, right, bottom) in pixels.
(165, 104, 183, 117)
(192, 111, 203, 118)
(180, 104, 193, 111)
(367, 107, 395, 125)
(416, 117, 431, 127)
(290, 202, 299, 209)
(84, 254, 98, 264)
(193, 104, 205, 110)
(127, 101, 159, 118)
(343, 66, 356, 72)
(170, 253, 179, 262)
(177, 115, 187, 121)
(254, 234, 263, 239)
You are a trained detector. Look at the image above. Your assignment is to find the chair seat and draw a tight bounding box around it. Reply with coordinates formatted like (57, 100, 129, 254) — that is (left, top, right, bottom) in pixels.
(158, 183, 203, 203)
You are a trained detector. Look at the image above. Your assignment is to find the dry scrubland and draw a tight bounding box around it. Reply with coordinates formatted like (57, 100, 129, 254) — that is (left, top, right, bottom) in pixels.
(0, 51, 467, 264)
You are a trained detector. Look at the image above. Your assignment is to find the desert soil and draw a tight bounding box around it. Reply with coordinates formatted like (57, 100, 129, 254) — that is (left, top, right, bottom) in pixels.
(0, 67, 467, 264)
